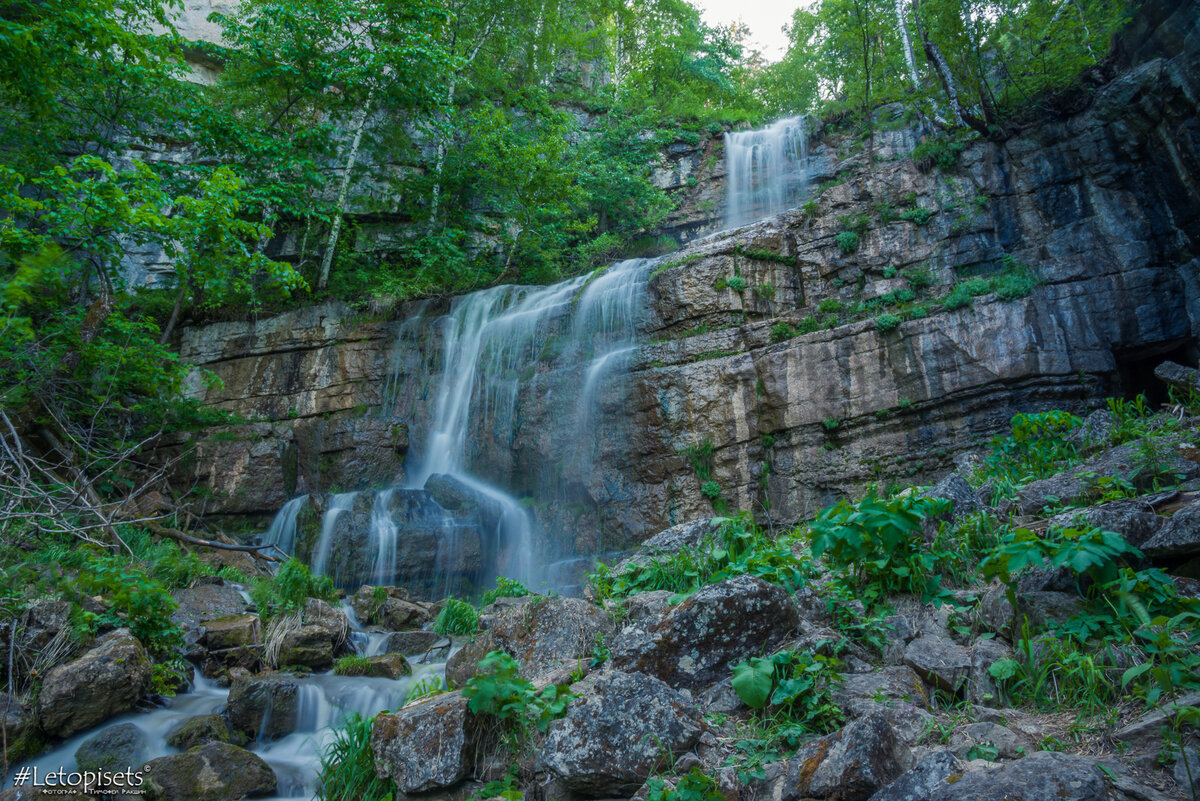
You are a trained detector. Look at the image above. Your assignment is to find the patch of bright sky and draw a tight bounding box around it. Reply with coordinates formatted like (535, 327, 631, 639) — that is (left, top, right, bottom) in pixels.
(692, 0, 798, 63)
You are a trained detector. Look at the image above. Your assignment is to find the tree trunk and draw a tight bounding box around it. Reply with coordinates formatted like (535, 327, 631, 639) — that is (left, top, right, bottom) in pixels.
(911, 0, 991, 135)
(158, 281, 188, 345)
(318, 94, 372, 291)
(894, 0, 920, 87)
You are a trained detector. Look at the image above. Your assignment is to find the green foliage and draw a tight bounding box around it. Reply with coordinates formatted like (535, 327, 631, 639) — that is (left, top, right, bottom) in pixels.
(822, 418, 841, 431)
(683, 439, 716, 481)
(71, 556, 183, 658)
(982, 524, 1140, 593)
(249, 559, 337, 623)
(808, 490, 953, 606)
(817, 298, 845, 313)
(316, 713, 394, 801)
(754, 282, 777, 301)
(482, 577, 531, 606)
(406, 675, 449, 703)
(913, 137, 966, 171)
(725, 276, 747, 292)
(730, 650, 844, 732)
(434, 598, 480, 636)
(645, 768, 726, 801)
(462, 651, 573, 736)
(903, 266, 935, 291)
(982, 410, 1081, 485)
(587, 513, 810, 601)
(899, 207, 934, 225)
(835, 231, 861, 254)
(874, 313, 902, 332)
(333, 655, 374, 677)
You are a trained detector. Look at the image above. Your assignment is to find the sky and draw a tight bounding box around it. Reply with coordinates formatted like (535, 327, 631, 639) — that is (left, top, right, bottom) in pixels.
(693, 0, 796, 62)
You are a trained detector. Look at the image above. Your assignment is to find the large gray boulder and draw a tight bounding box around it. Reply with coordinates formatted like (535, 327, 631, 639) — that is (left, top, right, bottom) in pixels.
(902, 636, 970, 695)
(75, 722, 149, 773)
(1142, 496, 1200, 557)
(609, 575, 798, 689)
(166, 714, 240, 751)
(350, 585, 433, 631)
(539, 670, 702, 797)
(446, 596, 614, 686)
(868, 750, 962, 801)
(1047, 498, 1165, 550)
(223, 673, 301, 741)
(143, 742, 276, 801)
(766, 712, 907, 801)
(37, 629, 152, 738)
(171, 583, 248, 645)
(881, 751, 1113, 801)
(371, 693, 480, 794)
(273, 598, 349, 670)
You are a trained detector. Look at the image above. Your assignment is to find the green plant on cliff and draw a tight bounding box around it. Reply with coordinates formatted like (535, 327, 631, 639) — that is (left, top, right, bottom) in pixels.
(834, 231, 860, 254)
(316, 712, 393, 801)
(979, 410, 1082, 487)
(482, 577, 531, 606)
(249, 558, 338, 623)
(645, 767, 726, 801)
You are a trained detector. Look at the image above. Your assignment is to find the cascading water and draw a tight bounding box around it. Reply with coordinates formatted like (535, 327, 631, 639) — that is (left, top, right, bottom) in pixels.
(259, 257, 654, 596)
(725, 115, 810, 228)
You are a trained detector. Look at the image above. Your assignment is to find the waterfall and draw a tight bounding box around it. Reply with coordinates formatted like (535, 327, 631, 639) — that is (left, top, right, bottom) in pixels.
(725, 115, 810, 228)
(260, 258, 653, 596)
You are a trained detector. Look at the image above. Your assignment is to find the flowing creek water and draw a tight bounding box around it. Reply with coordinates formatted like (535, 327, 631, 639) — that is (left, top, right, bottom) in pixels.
(9, 118, 814, 799)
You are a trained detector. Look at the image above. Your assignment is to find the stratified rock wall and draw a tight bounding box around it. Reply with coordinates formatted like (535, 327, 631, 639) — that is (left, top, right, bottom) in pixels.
(171, 0, 1200, 554)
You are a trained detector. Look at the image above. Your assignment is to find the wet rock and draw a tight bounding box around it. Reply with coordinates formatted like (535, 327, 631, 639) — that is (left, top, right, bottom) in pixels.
(902, 636, 970, 695)
(539, 670, 702, 796)
(171, 583, 248, 644)
(377, 630, 443, 654)
(923, 473, 982, 527)
(350, 585, 433, 630)
(609, 575, 798, 689)
(19, 600, 72, 655)
(273, 598, 349, 669)
(201, 614, 262, 673)
(37, 629, 151, 738)
(341, 653, 412, 679)
(224, 673, 300, 741)
(867, 750, 962, 801)
(1066, 409, 1116, 451)
(1142, 496, 1200, 558)
(775, 711, 906, 801)
(75, 722, 149, 773)
(371, 693, 480, 794)
(143, 741, 276, 801)
(446, 596, 614, 685)
(166, 714, 239, 751)
(1154, 361, 1200, 395)
(1175, 747, 1199, 799)
(0, 694, 40, 763)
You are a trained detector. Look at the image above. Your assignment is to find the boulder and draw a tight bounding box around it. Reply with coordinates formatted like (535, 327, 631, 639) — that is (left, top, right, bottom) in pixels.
(19, 600, 72, 654)
(1112, 691, 1200, 748)
(902, 636, 970, 695)
(1142, 496, 1200, 558)
(350, 585, 432, 630)
(143, 742, 276, 801)
(612, 519, 722, 573)
(923, 473, 982, 527)
(539, 670, 702, 796)
(342, 653, 412, 679)
(224, 673, 301, 741)
(445, 596, 614, 685)
(377, 630, 443, 654)
(622, 590, 675, 623)
(1065, 409, 1116, 451)
(867, 750, 962, 801)
(1047, 498, 1164, 550)
(833, 667, 930, 713)
(166, 714, 238, 751)
(967, 638, 1013, 706)
(774, 712, 906, 801)
(956, 722, 1025, 760)
(37, 629, 152, 738)
(75, 723, 149, 773)
(896, 751, 1112, 801)
(273, 598, 349, 670)
(371, 693, 480, 794)
(171, 583, 248, 644)
(609, 575, 798, 689)
(1017, 591, 1084, 628)
(200, 614, 262, 674)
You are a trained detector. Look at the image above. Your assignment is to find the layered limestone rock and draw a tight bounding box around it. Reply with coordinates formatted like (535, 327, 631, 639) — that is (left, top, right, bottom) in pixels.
(169, 4, 1200, 557)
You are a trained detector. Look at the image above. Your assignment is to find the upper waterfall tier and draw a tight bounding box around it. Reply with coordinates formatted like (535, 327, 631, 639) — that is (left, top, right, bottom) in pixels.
(725, 116, 810, 228)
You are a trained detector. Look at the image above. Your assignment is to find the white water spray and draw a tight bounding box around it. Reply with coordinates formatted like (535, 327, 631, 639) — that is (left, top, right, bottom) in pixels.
(725, 115, 810, 228)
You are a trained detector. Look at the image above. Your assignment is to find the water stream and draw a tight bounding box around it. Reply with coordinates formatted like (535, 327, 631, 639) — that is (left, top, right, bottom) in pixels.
(725, 115, 810, 228)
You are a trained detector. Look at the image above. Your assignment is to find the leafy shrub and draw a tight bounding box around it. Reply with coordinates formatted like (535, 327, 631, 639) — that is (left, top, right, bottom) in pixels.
(725, 275, 746, 292)
(770, 322, 798, 342)
(881, 288, 915, 305)
(817, 298, 843, 313)
(942, 285, 973, 310)
(434, 598, 479, 635)
(821, 418, 840, 431)
(981, 524, 1140, 596)
(801, 199, 819, 219)
(754, 282, 776, 301)
(982, 410, 1081, 485)
(834, 231, 860, 254)
(462, 651, 573, 736)
(316, 713, 393, 801)
(700, 480, 722, 500)
(899, 207, 934, 225)
(808, 491, 953, 605)
(72, 558, 183, 657)
(645, 768, 726, 801)
(249, 558, 337, 622)
(913, 137, 966, 171)
(991, 270, 1036, 301)
(882, 266, 898, 278)
(482, 577, 530, 606)
(874, 313, 902, 332)
(903, 266, 934, 290)
(730, 649, 844, 732)
(683, 439, 716, 480)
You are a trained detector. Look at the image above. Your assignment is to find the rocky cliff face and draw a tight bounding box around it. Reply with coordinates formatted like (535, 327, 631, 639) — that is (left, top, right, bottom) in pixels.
(168, 1, 1200, 562)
